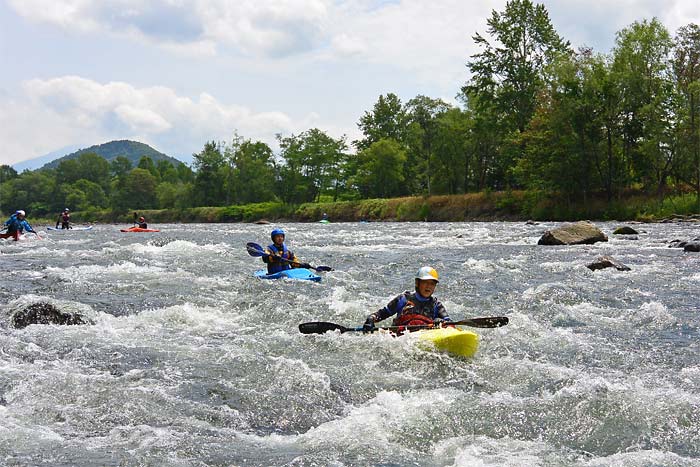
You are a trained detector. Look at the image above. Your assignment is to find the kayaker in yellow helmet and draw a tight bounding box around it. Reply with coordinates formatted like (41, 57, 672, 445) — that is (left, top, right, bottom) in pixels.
(363, 266, 451, 332)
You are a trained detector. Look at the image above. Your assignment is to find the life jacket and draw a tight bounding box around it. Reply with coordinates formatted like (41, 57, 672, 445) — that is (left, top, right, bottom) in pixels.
(266, 243, 294, 273)
(61, 212, 70, 222)
(391, 292, 442, 326)
(5, 214, 22, 233)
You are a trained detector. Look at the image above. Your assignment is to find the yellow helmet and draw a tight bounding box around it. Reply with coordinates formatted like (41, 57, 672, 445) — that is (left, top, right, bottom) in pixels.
(415, 266, 439, 282)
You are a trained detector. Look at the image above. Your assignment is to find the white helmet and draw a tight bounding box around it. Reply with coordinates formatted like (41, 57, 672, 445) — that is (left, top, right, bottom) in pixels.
(64, 208, 70, 212)
(16, 210, 26, 216)
(415, 266, 439, 282)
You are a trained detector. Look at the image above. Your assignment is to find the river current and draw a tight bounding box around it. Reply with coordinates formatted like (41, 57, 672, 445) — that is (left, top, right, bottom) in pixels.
(1, 221, 699, 467)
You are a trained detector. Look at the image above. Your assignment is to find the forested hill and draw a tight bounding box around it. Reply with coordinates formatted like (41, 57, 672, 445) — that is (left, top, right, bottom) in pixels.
(41, 140, 182, 169)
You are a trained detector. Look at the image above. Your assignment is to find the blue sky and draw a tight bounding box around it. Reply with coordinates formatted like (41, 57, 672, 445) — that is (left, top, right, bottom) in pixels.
(1, 0, 698, 167)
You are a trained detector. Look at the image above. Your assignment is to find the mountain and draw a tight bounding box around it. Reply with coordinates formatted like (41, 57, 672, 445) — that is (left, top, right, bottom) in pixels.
(40, 140, 184, 170)
(12, 144, 83, 172)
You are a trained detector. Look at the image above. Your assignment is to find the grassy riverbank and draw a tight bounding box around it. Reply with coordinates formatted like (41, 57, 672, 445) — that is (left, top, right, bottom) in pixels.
(32, 190, 699, 225)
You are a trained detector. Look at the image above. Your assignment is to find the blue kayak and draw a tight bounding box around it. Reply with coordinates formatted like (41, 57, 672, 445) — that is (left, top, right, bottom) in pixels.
(254, 268, 321, 282)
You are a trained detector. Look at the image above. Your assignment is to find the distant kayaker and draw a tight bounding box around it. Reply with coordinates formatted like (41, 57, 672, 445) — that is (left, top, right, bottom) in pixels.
(56, 208, 71, 229)
(137, 216, 148, 229)
(363, 266, 451, 332)
(263, 228, 310, 274)
(1, 210, 36, 241)
(321, 212, 329, 221)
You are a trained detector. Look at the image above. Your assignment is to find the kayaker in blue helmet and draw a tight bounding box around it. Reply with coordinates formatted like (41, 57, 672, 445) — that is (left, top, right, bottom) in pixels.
(1, 210, 36, 241)
(263, 228, 311, 274)
(363, 266, 451, 332)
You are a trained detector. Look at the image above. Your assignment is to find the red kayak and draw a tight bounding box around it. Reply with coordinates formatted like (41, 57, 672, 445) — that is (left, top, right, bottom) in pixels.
(120, 227, 160, 232)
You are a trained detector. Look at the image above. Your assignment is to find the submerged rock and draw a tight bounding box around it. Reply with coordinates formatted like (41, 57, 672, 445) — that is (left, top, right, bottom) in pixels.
(11, 302, 91, 329)
(668, 237, 700, 248)
(613, 226, 639, 235)
(586, 255, 631, 271)
(538, 221, 608, 245)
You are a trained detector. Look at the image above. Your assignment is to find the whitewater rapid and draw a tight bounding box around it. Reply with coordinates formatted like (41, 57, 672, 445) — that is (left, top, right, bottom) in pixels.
(1, 221, 699, 466)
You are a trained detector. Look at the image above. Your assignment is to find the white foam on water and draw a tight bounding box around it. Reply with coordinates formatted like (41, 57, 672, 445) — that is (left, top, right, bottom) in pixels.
(434, 435, 566, 467)
(627, 301, 676, 329)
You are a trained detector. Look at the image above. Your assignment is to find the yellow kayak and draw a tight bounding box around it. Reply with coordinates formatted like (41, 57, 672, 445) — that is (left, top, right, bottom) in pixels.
(414, 327, 479, 358)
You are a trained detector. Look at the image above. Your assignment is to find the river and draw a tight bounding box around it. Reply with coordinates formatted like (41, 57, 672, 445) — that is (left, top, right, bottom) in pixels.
(1, 221, 699, 466)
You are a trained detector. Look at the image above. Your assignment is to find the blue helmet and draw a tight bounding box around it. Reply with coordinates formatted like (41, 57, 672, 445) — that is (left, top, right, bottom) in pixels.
(271, 228, 285, 240)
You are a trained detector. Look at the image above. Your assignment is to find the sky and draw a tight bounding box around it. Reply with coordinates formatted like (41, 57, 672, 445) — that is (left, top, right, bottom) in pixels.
(1, 0, 698, 168)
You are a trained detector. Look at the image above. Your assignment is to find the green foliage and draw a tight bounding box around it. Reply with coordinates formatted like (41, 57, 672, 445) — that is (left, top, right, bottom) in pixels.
(192, 141, 226, 206)
(3, 3, 699, 220)
(353, 138, 407, 198)
(276, 129, 348, 204)
(0, 165, 18, 183)
(355, 93, 408, 151)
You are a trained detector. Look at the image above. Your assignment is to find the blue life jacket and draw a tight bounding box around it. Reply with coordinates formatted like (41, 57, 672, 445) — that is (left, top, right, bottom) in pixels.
(266, 243, 294, 273)
(393, 292, 442, 319)
(4, 214, 33, 233)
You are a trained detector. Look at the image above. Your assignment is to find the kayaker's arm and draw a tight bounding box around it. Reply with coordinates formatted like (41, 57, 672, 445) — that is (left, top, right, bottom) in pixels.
(364, 293, 406, 331)
(433, 299, 450, 322)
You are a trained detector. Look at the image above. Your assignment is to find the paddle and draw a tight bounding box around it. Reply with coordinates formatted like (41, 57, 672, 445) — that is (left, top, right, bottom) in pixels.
(245, 242, 333, 272)
(299, 316, 509, 334)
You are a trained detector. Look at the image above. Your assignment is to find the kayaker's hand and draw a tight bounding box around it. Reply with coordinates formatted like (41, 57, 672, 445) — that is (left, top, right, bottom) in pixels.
(433, 318, 445, 327)
(363, 315, 376, 333)
(300, 262, 311, 269)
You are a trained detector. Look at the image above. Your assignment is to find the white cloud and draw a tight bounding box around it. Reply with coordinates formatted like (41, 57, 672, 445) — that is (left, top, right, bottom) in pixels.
(5, 0, 699, 166)
(8, 0, 331, 57)
(0, 76, 315, 165)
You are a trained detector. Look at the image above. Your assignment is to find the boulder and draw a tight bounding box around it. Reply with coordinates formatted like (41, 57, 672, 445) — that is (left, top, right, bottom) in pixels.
(538, 221, 608, 245)
(669, 237, 700, 248)
(684, 242, 700, 252)
(613, 226, 639, 235)
(11, 302, 90, 329)
(586, 255, 631, 271)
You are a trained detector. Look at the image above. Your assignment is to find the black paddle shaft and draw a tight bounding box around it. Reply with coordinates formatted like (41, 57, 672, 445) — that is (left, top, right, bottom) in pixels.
(298, 317, 509, 335)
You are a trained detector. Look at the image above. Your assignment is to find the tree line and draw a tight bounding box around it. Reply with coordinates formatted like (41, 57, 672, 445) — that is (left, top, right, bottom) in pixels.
(2, 0, 699, 217)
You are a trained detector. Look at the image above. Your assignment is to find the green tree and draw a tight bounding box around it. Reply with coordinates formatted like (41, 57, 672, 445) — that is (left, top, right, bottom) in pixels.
(612, 18, 674, 193)
(462, 0, 570, 188)
(276, 129, 348, 203)
(432, 108, 472, 194)
(672, 23, 700, 209)
(228, 139, 277, 204)
(122, 168, 158, 209)
(110, 156, 133, 179)
(353, 138, 407, 198)
(56, 153, 111, 192)
(0, 165, 18, 184)
(63, 179, 108, 211)
(138, 156, 160, 182)
(404, 95, 451, 195)
(192, 141, 226, 206)
(0, 170, 56, 215)
(355, 93, 408, 151)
